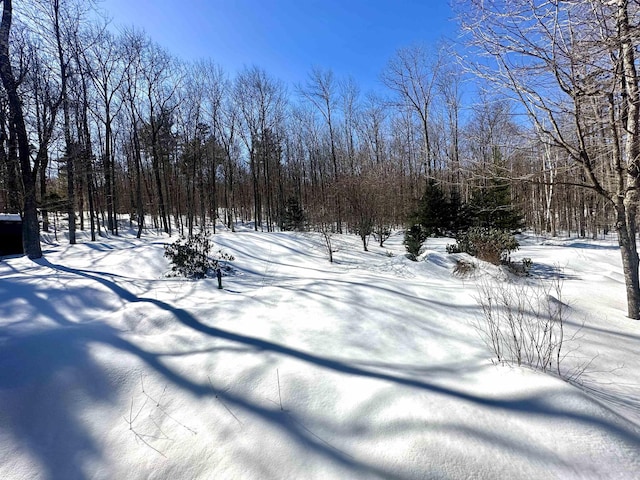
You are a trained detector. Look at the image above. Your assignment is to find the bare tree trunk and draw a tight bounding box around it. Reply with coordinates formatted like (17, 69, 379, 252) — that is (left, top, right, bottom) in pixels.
(52, 0, 76, 245)
(132, 128, 144, 239)
(617, 0, 640, 318)
(150, 134, 169, 234)
(459, 0, 640, 318)
(616, 199, 640, 318)
(0, 0, 41, 258)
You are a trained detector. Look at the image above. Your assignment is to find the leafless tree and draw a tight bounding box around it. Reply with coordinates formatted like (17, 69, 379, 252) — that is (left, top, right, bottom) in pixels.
(458, 0, 640, 319)
(139, 39, 179, 235)
(81, 26, 126, 234)
(298, 67, 343, 233)
(235, 66, 286, 232)
(0, 0, 41, 257)
(382, 44, 443, 178)
(25, 36, 62, 234)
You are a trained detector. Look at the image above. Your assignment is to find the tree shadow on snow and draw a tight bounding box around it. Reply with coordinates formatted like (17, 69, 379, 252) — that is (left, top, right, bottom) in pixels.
(564, 241, 620, 251)
(529, 262, 577, 280)
(0, 323, 116, 480)
(4, 256, 638, 479)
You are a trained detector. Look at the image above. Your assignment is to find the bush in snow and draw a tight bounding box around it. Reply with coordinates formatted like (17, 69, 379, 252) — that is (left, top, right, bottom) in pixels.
(404, 224, 427, 261)
(447, 227, 519, 265)
(452, 259, 476, 278)
(164, 231, 233, 279)
(474, 276, 571, 377)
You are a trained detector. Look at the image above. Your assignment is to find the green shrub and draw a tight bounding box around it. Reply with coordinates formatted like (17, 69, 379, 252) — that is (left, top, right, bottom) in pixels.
(281, 197, 306, 231)
(449, 227, 519, 265)
(404, 224, 428, 261)
(164, 231, 234, 279)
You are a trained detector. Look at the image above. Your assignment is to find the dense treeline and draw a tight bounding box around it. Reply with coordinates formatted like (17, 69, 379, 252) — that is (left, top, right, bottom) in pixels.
(1, 0, 639, 316)
(0, 1, 613, 242)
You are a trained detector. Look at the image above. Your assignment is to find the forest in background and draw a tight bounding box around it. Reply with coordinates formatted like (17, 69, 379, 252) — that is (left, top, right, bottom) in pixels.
(2, 0, 640, 318)
(1, 1, 612, 238)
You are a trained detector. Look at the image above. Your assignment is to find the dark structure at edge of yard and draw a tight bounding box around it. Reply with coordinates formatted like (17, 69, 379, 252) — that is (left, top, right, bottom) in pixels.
(0, 214, 23, 256)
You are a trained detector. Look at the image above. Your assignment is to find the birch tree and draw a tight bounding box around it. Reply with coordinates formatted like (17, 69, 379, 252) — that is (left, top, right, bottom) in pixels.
(458, 0, 640, 319)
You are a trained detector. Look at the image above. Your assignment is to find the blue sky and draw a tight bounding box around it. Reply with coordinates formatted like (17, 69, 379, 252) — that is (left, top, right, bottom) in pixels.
(99, 0, 458, 93)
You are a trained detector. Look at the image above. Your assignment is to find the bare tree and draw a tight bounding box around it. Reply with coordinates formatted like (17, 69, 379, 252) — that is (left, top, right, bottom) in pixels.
(298, 67, 343, 233)
(382, 44, 443, 178)
(26, 36, 62, 234)
(340, 76, 359, 174)
(50, 0, 83, 244)
(139, 39, 179, 235)
(436, 48, 464, 190)
(82, 26, 126, 234)
(198, 59, 227, 233)
(459, 0, 640, 319)
(235, 66, 286, 231)
(120, 29, 146, 238)
(213, 71, 240, 232)
(0, 0, 41, 258)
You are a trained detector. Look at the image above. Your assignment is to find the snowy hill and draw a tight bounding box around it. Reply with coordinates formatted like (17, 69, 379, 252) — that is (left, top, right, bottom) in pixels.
(1, 228, 639, 479)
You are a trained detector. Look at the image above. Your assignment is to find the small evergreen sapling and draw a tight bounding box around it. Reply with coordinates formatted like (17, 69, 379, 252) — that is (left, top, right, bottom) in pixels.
(404, 224, 428, 261)
(281, 197, 306, 231)
(164, 231, 233, 279)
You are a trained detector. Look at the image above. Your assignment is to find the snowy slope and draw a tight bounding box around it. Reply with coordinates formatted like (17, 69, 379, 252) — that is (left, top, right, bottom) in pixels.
(0, 228, 639, 479)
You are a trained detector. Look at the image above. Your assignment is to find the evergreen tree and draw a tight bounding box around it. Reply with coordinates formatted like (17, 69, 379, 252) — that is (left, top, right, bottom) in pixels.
(417, 179, 448, 236)
(281, 197, 306, 231)
(411, 180, 470, 237)
(468, 179, 524, 231)
(404, 224, 427, 260)
(445, 188, 472, 235)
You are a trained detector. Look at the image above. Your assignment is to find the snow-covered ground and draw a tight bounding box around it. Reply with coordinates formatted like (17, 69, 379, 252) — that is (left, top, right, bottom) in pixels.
(1, 226, 639, 479)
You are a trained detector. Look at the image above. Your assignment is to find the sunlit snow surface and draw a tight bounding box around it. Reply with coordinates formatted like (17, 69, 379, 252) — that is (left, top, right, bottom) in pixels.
(1, 226, 639, 479)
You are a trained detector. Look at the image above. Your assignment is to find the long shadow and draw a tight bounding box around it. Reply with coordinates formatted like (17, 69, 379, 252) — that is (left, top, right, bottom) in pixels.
(565, 241, 620, 251)
(0, 324, 115, 480)
(0, 273, 114, 328)
(35, 258, 640, 450)
(1, 259, 410, 478)
(3, 255, 636, 478)
(529, 263, 577, 280)
(563, 317, 640, 343)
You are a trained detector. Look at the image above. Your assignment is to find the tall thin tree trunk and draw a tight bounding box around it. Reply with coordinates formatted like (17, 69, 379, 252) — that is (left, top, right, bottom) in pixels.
(0, 0, 41, 258)
(53, 0, 76, 245)
(618, 0, 640, 319)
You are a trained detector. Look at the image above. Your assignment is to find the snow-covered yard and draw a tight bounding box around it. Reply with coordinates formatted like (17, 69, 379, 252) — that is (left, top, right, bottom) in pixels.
(1, 227, 639, 479)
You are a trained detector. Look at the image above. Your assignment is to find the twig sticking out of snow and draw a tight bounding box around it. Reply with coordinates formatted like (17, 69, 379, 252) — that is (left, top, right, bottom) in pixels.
(277, 369, 284, 411)
(270, 370, 354, 460)
(208, 375, 243, 426)
(140, 375, 197, 435)
(123, 396, 167, 458)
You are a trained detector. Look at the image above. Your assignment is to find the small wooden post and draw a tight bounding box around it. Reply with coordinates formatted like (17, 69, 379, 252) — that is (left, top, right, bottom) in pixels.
(216, 268, 223, 289)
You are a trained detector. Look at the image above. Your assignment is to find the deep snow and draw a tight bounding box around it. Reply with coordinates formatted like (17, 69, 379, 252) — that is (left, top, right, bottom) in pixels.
(0, 226, 639, 479)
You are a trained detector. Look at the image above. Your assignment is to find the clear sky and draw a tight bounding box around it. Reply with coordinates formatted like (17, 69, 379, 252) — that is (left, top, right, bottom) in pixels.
(97, 0, 458, 93)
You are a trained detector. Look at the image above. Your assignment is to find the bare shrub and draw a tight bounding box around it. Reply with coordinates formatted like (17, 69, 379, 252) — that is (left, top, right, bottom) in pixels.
(507, 257, 533, 276)
(474, 275, 568, 376)
(452, 259, 476, 278)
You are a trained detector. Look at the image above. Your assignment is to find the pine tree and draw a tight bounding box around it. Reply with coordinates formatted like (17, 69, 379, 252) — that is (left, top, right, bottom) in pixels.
(417, 179, 448, 236)
(404, 224, 427, 260)
(281, 197, 306, 231)
(468, 179, 524, 231)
